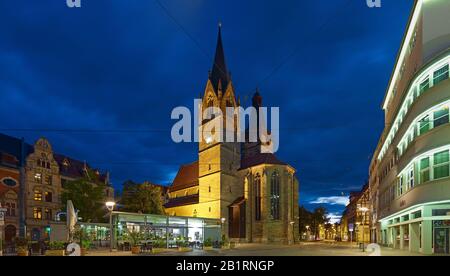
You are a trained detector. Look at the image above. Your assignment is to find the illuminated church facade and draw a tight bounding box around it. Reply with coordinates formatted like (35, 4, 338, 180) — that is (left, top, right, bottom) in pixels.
(165, 27, 300, 243)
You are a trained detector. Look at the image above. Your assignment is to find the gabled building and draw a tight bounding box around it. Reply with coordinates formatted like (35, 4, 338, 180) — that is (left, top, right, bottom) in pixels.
(0, 133, 113, 243)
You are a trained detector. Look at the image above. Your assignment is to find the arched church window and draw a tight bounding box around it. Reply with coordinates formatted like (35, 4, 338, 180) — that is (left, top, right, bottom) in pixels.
(254, 174, 261, 221)
(270, 171, 280, 220)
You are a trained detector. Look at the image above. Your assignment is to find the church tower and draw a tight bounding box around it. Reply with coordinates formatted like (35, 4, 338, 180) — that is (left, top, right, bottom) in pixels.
(197, 25, 242, 235)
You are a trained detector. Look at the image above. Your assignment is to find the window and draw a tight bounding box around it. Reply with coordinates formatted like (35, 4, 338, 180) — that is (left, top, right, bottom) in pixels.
(34, 189, 42, 201)
(433, 150, 449, 179)
(45, 191, 53, 203)
(270, 171, 280, 220)
(5, 202, 16, 217)
(420, 157, 430, 184)
(433, 64, 449, 85)
(44, 175, 52, 185)
(254, 174, 261, 221)
(419, 115, 431, 135)
(398, 176, 404, 196)
(1, 178, 17, 187)
(44, 208, 52, 220)
(33, 208, 42, 220)
(433, 107, 449, 128)
(419, 78, 430, 95)
(34, 173, 42, 183)
(408, 168, 414, 189)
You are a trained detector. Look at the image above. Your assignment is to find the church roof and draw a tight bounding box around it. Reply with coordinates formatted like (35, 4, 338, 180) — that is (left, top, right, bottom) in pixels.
(169, 161, 199, 192)
(209, 25, 231, 93)
(239, 153, 287, 170)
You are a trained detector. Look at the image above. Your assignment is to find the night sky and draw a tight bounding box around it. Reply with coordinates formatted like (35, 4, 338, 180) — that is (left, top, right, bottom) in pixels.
(0, 0, 413, 221)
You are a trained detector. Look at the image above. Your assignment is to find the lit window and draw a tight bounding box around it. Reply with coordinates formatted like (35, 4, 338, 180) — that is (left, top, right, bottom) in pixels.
(34, 189, 42, 201)
(433, 150, 449, 179)
(34, 173, 42, 183)
(33, 207, 42, 220)
(420, 157, 430, 184)
(433, 64, 449, 86)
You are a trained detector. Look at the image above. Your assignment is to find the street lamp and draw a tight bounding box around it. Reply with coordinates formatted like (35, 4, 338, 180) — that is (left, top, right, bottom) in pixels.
(105, 201, 116, 252)
(358, 207, 369, 252)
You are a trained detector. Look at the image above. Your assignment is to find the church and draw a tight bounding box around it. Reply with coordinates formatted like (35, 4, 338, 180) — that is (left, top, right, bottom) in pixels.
(164, 26, 300, 244)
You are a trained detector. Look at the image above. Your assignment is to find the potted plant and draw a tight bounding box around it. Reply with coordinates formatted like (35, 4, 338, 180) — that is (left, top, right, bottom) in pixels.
(45, 241, 66, 256)
(15, 237, 29, 256)
(177, 237, 192, 252)
(151, 238, 167, 254)
(125, 229, 141, 254)
(203, 238, 213, 251)
(73, 227, 91, 256)
(221, 235, 230, 249)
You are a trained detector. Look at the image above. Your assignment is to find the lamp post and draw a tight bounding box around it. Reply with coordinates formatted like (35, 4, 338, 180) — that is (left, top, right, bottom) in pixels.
(105, 201, 115, 252)
(358, 207, 369, 252)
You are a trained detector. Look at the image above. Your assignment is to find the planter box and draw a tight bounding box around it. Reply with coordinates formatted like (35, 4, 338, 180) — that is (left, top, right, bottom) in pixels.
(203, 246, 214, 251)
(151, 248, 166, 254)
(45, 250, 65, 256)
(17, 249, 29, 256)
(178, 247, 193, 252)
(131, 246, 140, 254)
(81, 248, 88, 256)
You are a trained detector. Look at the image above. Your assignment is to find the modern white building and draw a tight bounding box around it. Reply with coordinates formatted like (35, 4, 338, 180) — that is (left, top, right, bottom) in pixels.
(370, 0, 450, 254)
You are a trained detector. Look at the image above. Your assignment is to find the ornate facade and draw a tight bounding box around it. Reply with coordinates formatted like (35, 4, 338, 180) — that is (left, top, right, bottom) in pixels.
(0, 133, 114, 242)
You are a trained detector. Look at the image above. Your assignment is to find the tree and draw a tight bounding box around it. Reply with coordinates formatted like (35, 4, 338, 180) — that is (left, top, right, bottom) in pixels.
(61, 172, 108, 223)
(312, 207, 330, 240)
(298, 206, 313, 234)
(121, 181, 165, 215)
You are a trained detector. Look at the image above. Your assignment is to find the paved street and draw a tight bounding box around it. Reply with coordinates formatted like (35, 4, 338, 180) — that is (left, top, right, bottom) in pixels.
(89, 242, 423, 256)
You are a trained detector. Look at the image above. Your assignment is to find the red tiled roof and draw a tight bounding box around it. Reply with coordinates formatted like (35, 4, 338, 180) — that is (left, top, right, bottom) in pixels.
(239, 153, 286, 170)
(164, 194, 199, 208)
(169, 161, 199, 192)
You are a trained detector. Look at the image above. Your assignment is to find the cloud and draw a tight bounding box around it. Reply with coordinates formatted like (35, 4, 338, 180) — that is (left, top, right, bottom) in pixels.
(309, 196, 349, 206)
(327, 213, 342, 224)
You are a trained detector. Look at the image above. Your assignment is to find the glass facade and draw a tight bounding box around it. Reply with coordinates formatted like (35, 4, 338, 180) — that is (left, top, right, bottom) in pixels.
(111, 212, 221, 249)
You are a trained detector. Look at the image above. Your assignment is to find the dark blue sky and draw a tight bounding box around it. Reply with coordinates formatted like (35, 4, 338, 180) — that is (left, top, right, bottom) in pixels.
(0, 0, 413, 220)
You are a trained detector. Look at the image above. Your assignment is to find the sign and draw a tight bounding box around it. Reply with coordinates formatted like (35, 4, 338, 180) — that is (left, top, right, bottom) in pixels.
(348, 223, 354, 232)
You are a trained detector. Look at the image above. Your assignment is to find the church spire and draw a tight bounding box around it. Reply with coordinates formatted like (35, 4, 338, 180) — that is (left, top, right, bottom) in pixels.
(209, 22, 230, 94)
